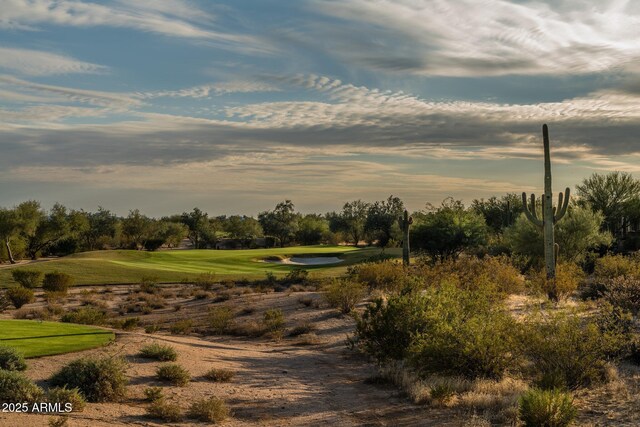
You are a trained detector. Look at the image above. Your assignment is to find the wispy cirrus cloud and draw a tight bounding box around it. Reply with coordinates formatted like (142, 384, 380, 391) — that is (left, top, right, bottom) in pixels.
(310, 0, 640, 77)
(140, 81, 281, 99)
(0, 46, 107, 76)
(0, 0, 270, 52)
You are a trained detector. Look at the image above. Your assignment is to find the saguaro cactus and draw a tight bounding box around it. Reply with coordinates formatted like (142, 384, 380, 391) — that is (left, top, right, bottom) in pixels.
(399, 210, 413, 266)
(522, 124, 570, 300)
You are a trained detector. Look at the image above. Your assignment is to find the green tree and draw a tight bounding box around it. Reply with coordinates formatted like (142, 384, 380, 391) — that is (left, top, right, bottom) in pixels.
(328, 200, 370, 246)
(576, 172, 640, 237)
(471, 193, 523, 232)
(81, 207, 118, 251)
(365, 196, 404, 248)
(180, 208, 209, 249)
(411, 198, 488, 261)
(122, 209, 152, 249)
(505, 203, 612, 265)
(296, 214, 330, 245)
(224, 216, 262, 248)
(258, 200, 299, 247)
(0, 208, 19, 263)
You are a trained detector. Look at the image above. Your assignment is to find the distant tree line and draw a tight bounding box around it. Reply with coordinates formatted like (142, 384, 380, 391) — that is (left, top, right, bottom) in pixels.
(1, 172, 638, 265)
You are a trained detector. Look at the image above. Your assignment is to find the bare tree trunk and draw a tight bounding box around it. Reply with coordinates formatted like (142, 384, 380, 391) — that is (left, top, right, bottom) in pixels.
(5, 238, 16, 264)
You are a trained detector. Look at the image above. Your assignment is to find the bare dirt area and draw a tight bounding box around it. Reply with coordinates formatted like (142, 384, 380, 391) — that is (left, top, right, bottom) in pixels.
(0, 285, 459, 427)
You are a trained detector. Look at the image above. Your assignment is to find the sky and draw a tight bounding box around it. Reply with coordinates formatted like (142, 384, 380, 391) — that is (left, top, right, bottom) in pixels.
(1, 0, 640, 216)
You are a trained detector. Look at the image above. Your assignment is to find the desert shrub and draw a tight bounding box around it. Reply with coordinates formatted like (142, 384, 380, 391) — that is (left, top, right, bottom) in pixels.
(207, 306, 235, 334)
(204, 368, 235, 382)
(49, 357, 128, 402)
(357, 283, 520, 379)
(156, 363, 190, 386)
(189, 397, 229, 423)
(350, 261, 407, 292)
(521, 309, 629, 390)
(323, 279, 367, 314)
(519, 388, 576, 427)
(298, 296, 314, 307)
(0, 370, 44, 403)
(288, 322, 316, 337)
(0, 292, 10, 312)
(529, 261, 584, 300)
(594, 254, 640, 282)
(143, 386, 163, 402)
(262, 309, 285, 335)
(281, 269, 309, 285)
(139, 276, 159, 294)
(111, 317, 139, 330)
(194, 272, 216, 290)
(0, 345, 27, 371)
(61, 307, 108, 325)
(193, 289, 209, 300)
(145, 323, 161, 334)
(416, 256, 524, 295)
(11, 269, 43, 288)
(139, 343, 178, 361)
(42, 272, 74, 295)
(46, 387, 86, 412)
(147, 398, 183, 422)
(48, 416, 69, 427)
(6, 286, 34, 308)
(601, 276, 640, 315)
(169, 319, 193, 335)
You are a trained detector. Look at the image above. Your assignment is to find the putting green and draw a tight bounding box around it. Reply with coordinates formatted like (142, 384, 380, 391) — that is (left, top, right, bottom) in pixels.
(0, 320, 114, 358)
(0, 245, 397, 285)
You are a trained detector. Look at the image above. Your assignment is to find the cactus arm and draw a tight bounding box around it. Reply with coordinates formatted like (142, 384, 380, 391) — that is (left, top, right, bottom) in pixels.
(554, 187, 570, 223)
(522, 192, 543, 227)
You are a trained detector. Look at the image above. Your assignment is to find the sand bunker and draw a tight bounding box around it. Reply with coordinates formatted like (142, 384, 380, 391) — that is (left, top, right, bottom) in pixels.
(264, 256, 343, 266)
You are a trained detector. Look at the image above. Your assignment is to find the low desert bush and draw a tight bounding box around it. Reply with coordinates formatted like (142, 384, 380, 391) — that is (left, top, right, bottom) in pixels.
(0, 292, 10, 312)
(143, 386, 163, 402)
(350, 261, 407, 292)
(169, 319, 193, 335)
(262, 309, 285, 337)
(156, 363, 190, 386)
(529, 261, 584, 300)
(6, 286, 34, 308)
(49, 356, 128, 402)
(139, 276, 160, 294)
(111, 317, 139, 330)
(147, 398, 183, 422)
(323, 279, 367, 314)
(189, 397, 229, 423)
(11, 269, 43, 288)
(521, 308, 629, 390)
(357, 283, 520, 380)
(42, 272, 74, 295)
(207, 306, 235, 334)
(145, 323, 161, 334)
(204, 368, 235, 382)
(139, 343, 178, 361)
(46, 387, 86, 412)
(281, 269, 309, 285)
(601, 276, 640, 315)
(0, 345, 27, 371)
(0, 370, 44, 403)
(594, 254, 640, 282)
(519, 388, 576, 427)
(194, 272, 216, 290)
(288, 322, 316, 337)
(61, 307, 108, 325)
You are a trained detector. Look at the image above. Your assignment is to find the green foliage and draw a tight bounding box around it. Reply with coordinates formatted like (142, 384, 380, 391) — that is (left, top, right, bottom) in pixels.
(6, 286, 34, 308)
(328, 200, 370, 246)
(147, 398, 183, 422)
(139, 343, 178, 361)
(349, 261, 407, 293)
(156, 363, 191, 386)
(0, 370, 44, 403)
(61, 307, 108, 325)
(0, 345, 27, 371)
(521, 309, 629, 390)
(169, 319, 193, 335)
(602, 276, 640, 315)
(49, 356, 128, 402)
(505, 205, 612, 266)
(471, 193, 523, 232)
(139, 276, 159, 293)
(323, 278, 367, 313)
(46, 387, 86, 412)
(529, 262, 585, 300)
(519, 388, 576, 427)
(356, 283, 519, 380)
(296, 214, 330, 245)
(189, 397, 230, 423)
(262, 309, 285, 339)
(204, 368, 236, 382)
(364, 195, 404, 248)
(11, 269, 43, 288)
(194, 272, 216, 290)
(143, 386, 163, 402)
(207, 306, 235, 334)
(42, 271, 74, 295)
(258, 200, 299, 247)
(411, 198, 488, 261)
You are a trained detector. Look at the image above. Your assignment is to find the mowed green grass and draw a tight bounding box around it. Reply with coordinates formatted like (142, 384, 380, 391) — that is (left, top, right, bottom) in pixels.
(0, 320, 114, 358)
(0, 246, 398, 285)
